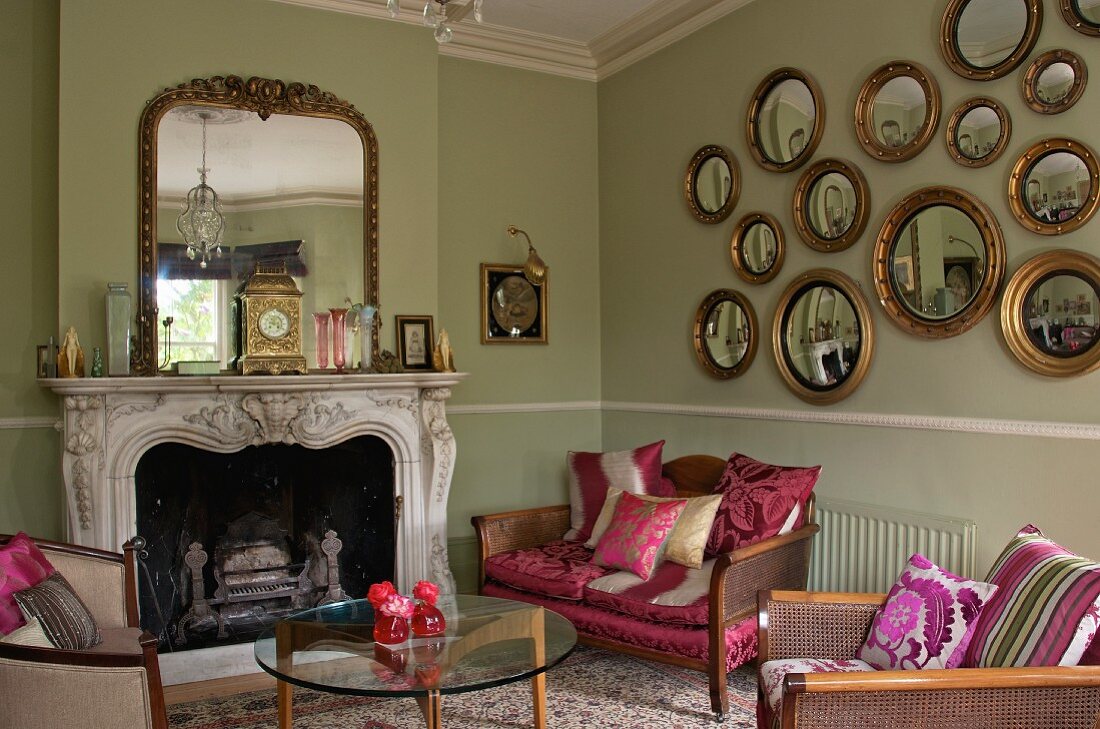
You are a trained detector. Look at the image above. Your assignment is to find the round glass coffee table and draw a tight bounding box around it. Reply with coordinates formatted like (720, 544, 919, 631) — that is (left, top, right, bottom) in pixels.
(255, 594, 577, 729)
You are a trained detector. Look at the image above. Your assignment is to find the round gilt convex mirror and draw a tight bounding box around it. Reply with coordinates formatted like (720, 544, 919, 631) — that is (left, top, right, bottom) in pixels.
(854, 61, 941, 162)
(792, 158, 870, 252)
(1061, 0, 1100, 35)
(746, 68, 825, 173)
(1022, 50, 1088, 114)
(946, 97, 1010, 168)
(1001, 249, 1100, 376)
(693, 289, 758, 379)
(684, 145, 740, 224)
(873, 186, 1005, 338)
(1008, 138, 1100, 235)
(941, 0, 1042, 80)
(730, 213, 785, 284)
(772, 269, 875, 405)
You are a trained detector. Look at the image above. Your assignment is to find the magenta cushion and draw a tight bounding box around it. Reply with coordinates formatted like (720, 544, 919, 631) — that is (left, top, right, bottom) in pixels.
(1081, 633, 1100, 666)
(856, 553, 997, 670)
(583, 557, 711, 626)
(592, 492, 686, 580)
(484, 540, 610, 600)
(705, 453, 820, 555)
(0, 533, 56, 635)
(563, 441, 666, 543)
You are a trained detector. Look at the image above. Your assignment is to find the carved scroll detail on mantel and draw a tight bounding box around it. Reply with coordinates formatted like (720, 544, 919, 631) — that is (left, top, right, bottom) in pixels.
(288, 399, 356, 443)
(431, 533, 456, 595)
(240, 393, 308, 444)
(183, 394, 259, 445)
(422, 388, 454, 504)
(63, 396, 104, 529)
(106, 394, 165, 433)
(368, 392, 416, 418)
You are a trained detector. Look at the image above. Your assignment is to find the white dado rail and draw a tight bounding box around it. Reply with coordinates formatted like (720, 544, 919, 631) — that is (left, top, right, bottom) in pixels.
(41, 372, 466, 594)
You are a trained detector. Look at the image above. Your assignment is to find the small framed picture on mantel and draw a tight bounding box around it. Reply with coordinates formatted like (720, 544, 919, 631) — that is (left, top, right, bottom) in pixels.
(480, 263, 547, 344)
(396, 315, 434, 370)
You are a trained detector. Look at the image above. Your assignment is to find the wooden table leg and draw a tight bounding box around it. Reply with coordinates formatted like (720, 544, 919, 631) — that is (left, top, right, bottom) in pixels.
(276, 621, 293, 728)
(531, 672, 546, 729)
(277, 679, 293, 729)
(530, 608, 546, 729)
(416, 690, 442, 729)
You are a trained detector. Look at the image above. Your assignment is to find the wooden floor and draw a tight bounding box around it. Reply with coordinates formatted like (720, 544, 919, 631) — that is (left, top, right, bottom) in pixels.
(164, 671, 278, 706)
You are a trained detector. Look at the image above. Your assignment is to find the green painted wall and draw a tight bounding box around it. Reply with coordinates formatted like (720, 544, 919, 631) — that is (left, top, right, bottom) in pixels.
(597, 0, 1100, 574)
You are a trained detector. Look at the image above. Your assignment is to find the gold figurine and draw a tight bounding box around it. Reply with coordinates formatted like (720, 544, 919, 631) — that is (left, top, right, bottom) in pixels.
(58, 326, 85, 378)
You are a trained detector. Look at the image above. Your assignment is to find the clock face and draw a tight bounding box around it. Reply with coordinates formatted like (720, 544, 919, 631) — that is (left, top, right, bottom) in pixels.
(258, 308, 291, 340)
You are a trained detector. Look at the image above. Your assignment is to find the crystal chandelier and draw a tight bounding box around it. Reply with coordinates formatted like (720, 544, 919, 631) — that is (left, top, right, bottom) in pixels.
(387, 0, 484, 43)
(176, 113, 225, 269)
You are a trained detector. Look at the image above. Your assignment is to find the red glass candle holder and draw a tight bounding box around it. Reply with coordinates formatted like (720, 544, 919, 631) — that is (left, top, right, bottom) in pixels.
(373, 614, 409, 645)
(411, 601, 446, 637)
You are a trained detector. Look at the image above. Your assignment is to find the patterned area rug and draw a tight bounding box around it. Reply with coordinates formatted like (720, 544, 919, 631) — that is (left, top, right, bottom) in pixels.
(168, 646, 759, 728)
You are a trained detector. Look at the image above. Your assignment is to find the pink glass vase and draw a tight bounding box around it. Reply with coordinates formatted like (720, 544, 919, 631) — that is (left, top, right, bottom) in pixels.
(411, 601, 446, 637)
(312, 312, 331, 370)
(373, 614, 409, 645)
(329, 308, 348, 373)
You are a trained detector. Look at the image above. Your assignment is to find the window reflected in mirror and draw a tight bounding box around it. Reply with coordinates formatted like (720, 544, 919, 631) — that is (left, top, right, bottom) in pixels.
(1025, 273, 1100, 356)
(783, 285, 861, 389)
(1022, 151, 1091, 224)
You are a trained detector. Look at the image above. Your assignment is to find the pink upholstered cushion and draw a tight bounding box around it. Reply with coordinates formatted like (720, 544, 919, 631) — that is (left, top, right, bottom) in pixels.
(856, 553, 997, 670)
(592, 492, 686, 580)
(759, 658, 874, 721)
(0, 533, 55, 635)
(563, 441, 666, 543)
(583, 557, 712, 626)
(706, 453, 820, 555)
(1081, 633, 1100, 665)
(484, 540, 609, 600)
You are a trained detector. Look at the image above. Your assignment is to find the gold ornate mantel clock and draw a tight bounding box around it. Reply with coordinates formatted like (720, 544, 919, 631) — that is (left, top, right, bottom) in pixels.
(233, 261, 308, 375)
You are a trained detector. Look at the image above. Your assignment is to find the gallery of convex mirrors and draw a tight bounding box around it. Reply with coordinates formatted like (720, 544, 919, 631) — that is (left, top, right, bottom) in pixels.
(688, 0, 1100, 404)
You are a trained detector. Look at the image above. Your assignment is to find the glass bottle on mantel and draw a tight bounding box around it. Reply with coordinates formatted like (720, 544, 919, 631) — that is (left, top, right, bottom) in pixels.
(105, 282, 131, 376)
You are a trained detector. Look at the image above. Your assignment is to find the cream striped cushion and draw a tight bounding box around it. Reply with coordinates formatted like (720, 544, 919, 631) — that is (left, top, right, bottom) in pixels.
(13, 572, 102, 650)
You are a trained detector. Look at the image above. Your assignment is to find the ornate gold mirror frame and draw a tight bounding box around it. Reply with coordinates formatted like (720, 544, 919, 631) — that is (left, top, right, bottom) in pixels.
(1008, 137, 1100, 236)
(940, 0, 1042, 80)
(745, 68, 825, 173)
(730, 212, 785, 284)
(1021, 49, 1088, 114)
(853, 61, 941, 163)
(945, 97, 1011, 168)
(772, 268, 875, 405)
(873, 186, 1005, 338)
(683, 145, 740, 224)
(792, 158, 870, 253)
(1060, 0, 1100, 35)
(692, 289, 758, 379)
(1001, 249, 1100, 377)
(134, 75, 379, 376)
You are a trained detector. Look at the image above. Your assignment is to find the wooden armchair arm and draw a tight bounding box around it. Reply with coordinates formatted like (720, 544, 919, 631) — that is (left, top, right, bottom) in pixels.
(759, 590, 885, 662)
(712, 524, 820, 626)
(789, 665, 1100, 693)
(471, 505, 571, 590)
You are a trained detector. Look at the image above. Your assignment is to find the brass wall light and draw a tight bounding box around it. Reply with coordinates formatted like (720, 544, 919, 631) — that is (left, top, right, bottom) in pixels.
(506, 225, 547, 285)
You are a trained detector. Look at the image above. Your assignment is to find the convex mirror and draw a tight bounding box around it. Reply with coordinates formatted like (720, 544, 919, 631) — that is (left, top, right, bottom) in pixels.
(730, 213, 785, 284)
(746, 68, 825, 173)
(1022, 50, 1087, 114)
(684, 145, 740, 224)
(693, 289, 758, 379)
(1060, 0, 1100, 35)
(792, 158, 870, 252)
(946, 97, 1010, 168)
(1008, 138, 1100, 235)
(854, 61, 941, 162)
(941, 0, 1042, 80)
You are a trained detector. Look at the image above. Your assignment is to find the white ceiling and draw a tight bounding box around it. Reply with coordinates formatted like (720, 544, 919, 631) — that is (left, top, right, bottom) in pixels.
(471, 0, 661, 44)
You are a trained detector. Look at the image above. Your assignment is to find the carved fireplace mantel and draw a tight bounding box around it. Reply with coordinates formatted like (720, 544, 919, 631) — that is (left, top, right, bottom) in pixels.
(42, 373, 466, 595)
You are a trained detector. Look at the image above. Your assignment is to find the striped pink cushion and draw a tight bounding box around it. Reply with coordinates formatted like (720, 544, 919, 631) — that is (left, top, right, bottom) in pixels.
(563, 441, 665, 543)
(583, 557, 714, 625)
(965, 525, 1100, 667)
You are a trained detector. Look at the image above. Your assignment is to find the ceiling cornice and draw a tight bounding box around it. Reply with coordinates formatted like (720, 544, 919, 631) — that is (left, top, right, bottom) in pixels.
(268, 0, 757, 81)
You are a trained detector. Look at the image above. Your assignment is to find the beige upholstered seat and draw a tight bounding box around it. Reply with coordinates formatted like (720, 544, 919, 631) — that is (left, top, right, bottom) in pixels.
(0, 535, 168, 729)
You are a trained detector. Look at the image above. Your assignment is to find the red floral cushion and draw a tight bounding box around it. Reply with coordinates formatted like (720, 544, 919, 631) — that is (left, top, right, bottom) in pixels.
(705, 453, 820, 555)
(0, 533, 55, 635)
(485, 540, 610, 600)
(563, 441, 666, 543)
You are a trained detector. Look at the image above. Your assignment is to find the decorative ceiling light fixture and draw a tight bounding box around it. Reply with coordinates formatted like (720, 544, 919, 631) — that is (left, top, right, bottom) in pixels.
(176, 112, 225, 269)
(506, 225, 547, 285)
(387, 0, 484, 43)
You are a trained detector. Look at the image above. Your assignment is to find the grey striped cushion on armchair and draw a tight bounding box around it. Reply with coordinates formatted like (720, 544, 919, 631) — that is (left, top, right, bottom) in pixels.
(13, 572, 102, 650)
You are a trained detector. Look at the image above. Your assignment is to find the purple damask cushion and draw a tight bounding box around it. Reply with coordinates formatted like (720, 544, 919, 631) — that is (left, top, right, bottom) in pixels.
(484, 541, 610, 600)
(856, 553, 997, 671)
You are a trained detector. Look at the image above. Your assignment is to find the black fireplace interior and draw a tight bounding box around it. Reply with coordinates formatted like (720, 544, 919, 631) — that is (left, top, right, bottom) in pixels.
(134, 435, 394, 652)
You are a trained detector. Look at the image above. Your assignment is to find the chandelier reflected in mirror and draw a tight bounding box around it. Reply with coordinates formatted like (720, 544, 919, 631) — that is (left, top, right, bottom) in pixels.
(176, 111, 225, 269)
(387, 0, 484, 43)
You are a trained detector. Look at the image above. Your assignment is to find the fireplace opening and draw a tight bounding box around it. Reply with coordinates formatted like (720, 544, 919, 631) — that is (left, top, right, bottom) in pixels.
(134, 435, 394, 652)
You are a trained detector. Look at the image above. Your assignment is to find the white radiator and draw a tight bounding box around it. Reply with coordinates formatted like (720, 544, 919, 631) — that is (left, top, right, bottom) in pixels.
(807, 497, 977, 593)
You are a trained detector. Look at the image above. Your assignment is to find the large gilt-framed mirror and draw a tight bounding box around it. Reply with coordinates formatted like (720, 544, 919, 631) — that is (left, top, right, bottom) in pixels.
(940, 0, 1042, 80)
(745, 68, 825, 173)
(1001, 249, 1100, 376)
(945, 97, 1011, 168)
(792, 158, 870, 252)
(135, 75, 379, 376)
(1021, 49, 1088, 114)
(1061, 0, 1100, 35)
(730, 212, 785, 284)
(1008, 138, 1100, 235)
(853, 61, 941, 163)
(873, 186, 1005, 338)
(772, 269, 875, 405)
(693, 289, 758, 379)
(684, 145, 740, 224)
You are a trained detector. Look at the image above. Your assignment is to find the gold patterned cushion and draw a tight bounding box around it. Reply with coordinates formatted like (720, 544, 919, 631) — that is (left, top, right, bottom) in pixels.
(587, 487, 722, 569)
(13, 572, 101, 650)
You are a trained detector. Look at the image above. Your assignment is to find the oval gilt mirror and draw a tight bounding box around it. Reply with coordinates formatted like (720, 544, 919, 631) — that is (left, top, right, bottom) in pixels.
(746, 68, 825, 173)
(1061, 0, 1100, 35)
(1001, 249, 1100, 376)
(1008, 138, 1100, 235)
(873, 186, 1005, 338)
(730, 213, 785, 284)
(854, 61, 941, 162)
(946, 97, 1010, 168)
(941, 0, 1042, 80)
(1022, 50, 1087, 114)
(773, 269, 875, 405)
(793, 158, 870, 252)
(693, 289, 758, 379)
(684, 145, 740, 224)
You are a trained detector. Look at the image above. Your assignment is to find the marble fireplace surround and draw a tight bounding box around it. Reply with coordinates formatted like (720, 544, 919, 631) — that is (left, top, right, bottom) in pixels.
(42, 372, 465, 683)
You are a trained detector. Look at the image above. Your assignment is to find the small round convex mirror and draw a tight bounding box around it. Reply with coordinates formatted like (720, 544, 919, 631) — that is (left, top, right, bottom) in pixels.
(1060, 0, 1100, 35)
(1022, 50, 1087, 114)
(946, 98, 1010, 168)
(746, 68, 824, 173)
(684, 145, 740, 224)
(1008, 138, 1100, 235)
(792, 158, 870, 252)
(941, 0, 1041, 80)
(854, 61, 941, 162)
(693, 289, 758, 379)
(730, 213, 785, 284)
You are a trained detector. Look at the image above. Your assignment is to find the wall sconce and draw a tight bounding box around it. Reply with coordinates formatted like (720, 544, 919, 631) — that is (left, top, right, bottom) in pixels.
(506, 225, 547, 285)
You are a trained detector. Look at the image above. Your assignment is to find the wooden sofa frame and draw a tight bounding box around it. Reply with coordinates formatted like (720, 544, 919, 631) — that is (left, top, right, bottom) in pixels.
(759, 589, 1100, 728)
(472, 455, 820, 720)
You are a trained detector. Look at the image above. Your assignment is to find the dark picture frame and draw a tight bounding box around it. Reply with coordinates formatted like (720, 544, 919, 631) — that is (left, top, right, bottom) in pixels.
(480, 263, 547, 344)
(395, 315, 434, 370)
(36, 344, 58, 378)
